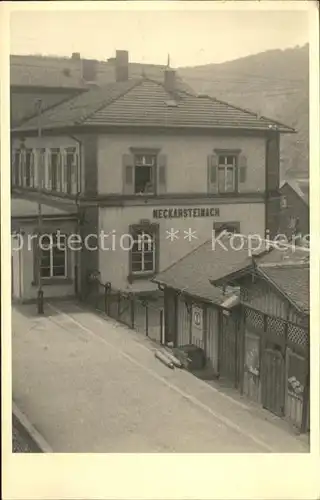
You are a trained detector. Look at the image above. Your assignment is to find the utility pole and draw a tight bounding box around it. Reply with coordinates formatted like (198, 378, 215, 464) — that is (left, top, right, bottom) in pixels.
(35, 98, 44, 314)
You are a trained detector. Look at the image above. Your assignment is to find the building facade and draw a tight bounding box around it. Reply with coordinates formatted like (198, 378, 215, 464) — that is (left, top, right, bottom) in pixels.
(279, 179, 309, 241)
(11, 62, 294, 302)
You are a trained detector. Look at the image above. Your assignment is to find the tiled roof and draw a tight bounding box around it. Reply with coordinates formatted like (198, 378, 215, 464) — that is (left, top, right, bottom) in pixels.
(13, 77, 295, 133)
(280, 179, 309, 205)
(209, 244, 309, 314)
(153, 237, 252, 304)
(10, 54, 192, 92)
(259, 265, 309, 314)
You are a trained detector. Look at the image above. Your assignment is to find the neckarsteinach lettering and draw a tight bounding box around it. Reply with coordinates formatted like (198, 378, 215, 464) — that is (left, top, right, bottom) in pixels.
(153, 208, 220, 219)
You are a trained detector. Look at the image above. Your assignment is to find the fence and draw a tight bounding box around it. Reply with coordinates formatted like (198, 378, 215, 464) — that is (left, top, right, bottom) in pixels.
(84, 280, 165, 344)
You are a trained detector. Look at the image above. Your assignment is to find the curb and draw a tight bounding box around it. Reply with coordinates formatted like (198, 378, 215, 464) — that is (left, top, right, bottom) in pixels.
(12, 402, 53, 453)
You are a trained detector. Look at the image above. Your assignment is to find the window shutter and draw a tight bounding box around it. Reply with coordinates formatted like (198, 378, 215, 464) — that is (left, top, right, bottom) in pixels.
(122, 154, 134, 194)
(207, 154, 218, 194)
(158, 155, 167, 194)
(239, 154, 247, 183)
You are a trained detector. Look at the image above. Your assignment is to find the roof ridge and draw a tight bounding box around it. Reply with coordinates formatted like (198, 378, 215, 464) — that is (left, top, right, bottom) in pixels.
(76, 78, 144, 125)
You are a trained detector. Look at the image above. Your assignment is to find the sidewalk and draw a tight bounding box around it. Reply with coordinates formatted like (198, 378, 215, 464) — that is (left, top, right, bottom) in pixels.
(12, 301, 309, 453)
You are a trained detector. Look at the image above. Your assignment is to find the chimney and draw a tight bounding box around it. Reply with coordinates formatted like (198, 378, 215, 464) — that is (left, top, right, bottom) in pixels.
(115, 50, 129, 82)
(164, 68, 176, 93)
(71, 52, 81, 60)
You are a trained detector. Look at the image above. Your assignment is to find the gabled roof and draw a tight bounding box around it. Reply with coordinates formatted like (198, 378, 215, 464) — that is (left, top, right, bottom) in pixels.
(211, 244, 309, 314)
(153, 236, 252, 305)
(13, 77, 295, 134)
(10, 54, 192, 92)
(280, 179, 309, 205)
(258, 264, 309, 314)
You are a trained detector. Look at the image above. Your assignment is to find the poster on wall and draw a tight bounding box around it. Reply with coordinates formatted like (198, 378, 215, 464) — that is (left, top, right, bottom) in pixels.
(192, 306, 203, 330)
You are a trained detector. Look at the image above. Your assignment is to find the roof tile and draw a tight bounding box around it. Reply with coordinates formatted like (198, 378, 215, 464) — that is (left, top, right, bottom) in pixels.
(154, 237, 251, 304)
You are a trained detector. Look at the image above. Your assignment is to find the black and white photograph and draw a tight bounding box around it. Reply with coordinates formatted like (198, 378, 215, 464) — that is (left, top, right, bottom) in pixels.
(2, 1, 319, 498)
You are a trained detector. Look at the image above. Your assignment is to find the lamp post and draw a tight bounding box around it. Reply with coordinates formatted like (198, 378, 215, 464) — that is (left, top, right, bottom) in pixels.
(35, 99, 44, 314)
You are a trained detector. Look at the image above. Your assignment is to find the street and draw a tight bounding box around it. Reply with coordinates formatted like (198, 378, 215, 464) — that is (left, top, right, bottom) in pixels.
(12, 302, 308, 453)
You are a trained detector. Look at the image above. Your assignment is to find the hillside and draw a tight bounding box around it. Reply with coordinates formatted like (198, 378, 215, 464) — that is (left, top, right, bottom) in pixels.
(179, 44, 309, 181)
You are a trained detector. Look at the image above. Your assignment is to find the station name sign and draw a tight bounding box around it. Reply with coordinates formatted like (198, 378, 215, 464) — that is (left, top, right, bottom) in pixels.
(153, 207, 220, 219)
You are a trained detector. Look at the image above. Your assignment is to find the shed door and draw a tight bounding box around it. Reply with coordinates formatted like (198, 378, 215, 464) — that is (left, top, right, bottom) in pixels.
(164, 289, 177, 344)
(219, 312, 239, 386)
(206, 306, 219, 372)
(285, 349, 305, 428)
(262, 347, 285, 417)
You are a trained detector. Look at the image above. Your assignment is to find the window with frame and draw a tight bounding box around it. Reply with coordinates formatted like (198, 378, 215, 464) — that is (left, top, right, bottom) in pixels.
(37, 148, 46, 189)
(24, 149, 34, 187)
(130, 225, 157, 277)
(39, 233, 67, 278)
(12, 149, 21, 186)
(280, 195, 288, 209)
(134, 154, 156, 194)
(218, 154, 236, 193)
(63, 147, 77, 194)
(50, 148, 61, 191)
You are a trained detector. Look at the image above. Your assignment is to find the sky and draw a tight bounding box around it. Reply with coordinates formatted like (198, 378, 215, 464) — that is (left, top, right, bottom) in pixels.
(10, 7, 309, 67)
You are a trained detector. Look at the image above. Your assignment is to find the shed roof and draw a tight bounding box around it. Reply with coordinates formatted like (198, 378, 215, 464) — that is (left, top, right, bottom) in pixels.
(153, 236, 252, 305)
(258, 264, 309, 314)
(13, 77, 295, 134)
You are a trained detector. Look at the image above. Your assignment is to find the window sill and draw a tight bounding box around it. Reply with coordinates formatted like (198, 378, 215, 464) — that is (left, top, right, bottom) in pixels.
(31, 278, 73, 287)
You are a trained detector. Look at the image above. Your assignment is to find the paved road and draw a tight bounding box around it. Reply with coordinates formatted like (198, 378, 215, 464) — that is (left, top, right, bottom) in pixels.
(12, 302, 308, 453)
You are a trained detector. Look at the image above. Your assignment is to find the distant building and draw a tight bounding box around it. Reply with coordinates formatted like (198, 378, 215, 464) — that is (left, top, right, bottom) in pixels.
(279, 179, 309, 241)
(11, 51, 294, 303)
(10, 50, 191, 126)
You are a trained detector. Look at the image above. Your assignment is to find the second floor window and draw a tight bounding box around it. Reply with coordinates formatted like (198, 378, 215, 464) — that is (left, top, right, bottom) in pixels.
(218, 154, 236, 193)
(207, 151, 247, 195)
(134, 154, 156, 194)
(122, 151, 167, 196)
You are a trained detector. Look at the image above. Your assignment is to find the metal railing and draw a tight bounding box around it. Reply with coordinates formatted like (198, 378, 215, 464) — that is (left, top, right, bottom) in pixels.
(84, 279, 165, 344)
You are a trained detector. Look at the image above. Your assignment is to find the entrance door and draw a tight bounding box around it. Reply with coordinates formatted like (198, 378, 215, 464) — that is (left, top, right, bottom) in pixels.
(219, 312, 239, 386)
(262, 348, 285, 417)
